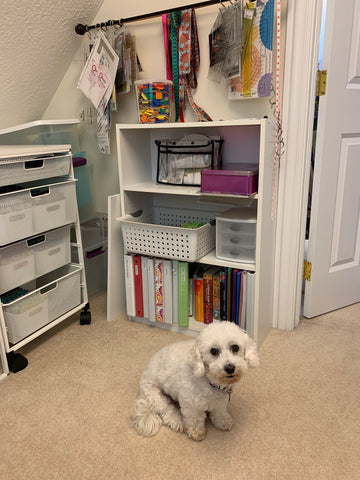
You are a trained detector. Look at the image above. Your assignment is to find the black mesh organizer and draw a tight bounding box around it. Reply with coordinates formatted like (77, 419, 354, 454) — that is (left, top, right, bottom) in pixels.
(155, 137, 223, 186)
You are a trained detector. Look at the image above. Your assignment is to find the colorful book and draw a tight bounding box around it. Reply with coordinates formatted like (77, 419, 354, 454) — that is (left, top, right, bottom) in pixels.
(231, 269, 239, 323)
(212, 270, 221, 320)
(246, 272, 255, 337)
(133, 254, 144, 317)
(141, 256, 149, 319)
(178, 262, 189, 327)
(219, 270, 226, 320)
(124, 254, 135, 317)
(172, 260, 179, 325)
(203, 266, 221, 324)
(147, 257, 156, 323)
(225, 267, 233, 321)
(194, 275, 204, 323)
(154, 258, 164, 323)
(239, 271, 247, 329)
(163, 259, 173, 324)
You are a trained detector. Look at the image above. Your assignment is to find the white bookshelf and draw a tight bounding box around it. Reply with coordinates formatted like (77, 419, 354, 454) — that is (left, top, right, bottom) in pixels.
(107, 119, 275, 346)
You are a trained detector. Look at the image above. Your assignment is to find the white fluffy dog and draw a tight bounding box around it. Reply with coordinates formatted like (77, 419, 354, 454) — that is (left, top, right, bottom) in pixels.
(130, 321, 259, 441)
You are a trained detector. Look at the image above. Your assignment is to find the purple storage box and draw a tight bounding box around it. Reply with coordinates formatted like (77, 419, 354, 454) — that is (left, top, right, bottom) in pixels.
(201, 163, 259, 195)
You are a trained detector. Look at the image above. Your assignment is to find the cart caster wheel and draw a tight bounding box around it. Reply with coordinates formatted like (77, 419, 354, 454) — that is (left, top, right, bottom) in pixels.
(80, 310, 91, 325)
(7, 351, 28, 373)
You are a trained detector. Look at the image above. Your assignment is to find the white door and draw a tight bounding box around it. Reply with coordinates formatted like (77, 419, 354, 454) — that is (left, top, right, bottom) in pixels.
(303, 0, 360, 317)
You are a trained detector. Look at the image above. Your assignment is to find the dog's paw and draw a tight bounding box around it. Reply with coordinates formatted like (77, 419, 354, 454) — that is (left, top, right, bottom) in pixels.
(185, 427, 207, 441)
(210, 413, 234, 431)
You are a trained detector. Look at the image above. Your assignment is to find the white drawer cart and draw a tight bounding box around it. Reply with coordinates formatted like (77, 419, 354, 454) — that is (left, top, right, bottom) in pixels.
(0, 145, 91, 374)
(108, 119, 275, 347)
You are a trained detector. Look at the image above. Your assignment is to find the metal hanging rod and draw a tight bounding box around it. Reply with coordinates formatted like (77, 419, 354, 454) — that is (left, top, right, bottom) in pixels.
(75, 0, 229, 35)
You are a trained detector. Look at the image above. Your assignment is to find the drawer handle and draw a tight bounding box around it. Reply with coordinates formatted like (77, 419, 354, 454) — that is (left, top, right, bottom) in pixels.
(30, 186, 50, 197)
(27, 234, 45, 247)
(24, 159, 44, 170)
(230, 224, 242, 232)
(229, 237, 241, 244)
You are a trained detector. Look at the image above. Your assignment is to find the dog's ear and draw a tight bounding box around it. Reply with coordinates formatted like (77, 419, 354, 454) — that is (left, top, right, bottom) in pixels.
(244, 336, 259, 368)
(189, 343, 205, 377)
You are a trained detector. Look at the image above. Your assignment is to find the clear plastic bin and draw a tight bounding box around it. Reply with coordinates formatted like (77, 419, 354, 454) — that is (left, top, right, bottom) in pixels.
(135, 80, 172, 123)
(0, 119, 81, 153)
(216, 208, 257, 263)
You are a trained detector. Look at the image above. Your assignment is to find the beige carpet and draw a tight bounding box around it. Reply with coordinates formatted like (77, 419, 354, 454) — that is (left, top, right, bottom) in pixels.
(0, 292, 359, 480)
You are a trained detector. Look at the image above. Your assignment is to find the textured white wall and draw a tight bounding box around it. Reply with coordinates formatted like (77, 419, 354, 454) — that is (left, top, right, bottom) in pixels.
(0, 0, 103, 129)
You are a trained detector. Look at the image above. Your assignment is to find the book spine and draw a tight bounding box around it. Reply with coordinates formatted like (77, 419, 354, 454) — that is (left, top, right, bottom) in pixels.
(213, 271, 221, 320)
(163, 259, 173, 324)
(203, 272, 213, 324)
(194, 277, 204, 323)
(178, 262, 189, 327)
(220, 270, 226, 320)
(133, 254, 144, 317)
(147, 257, 156, 323)
(154, 258, 164, 323)
(141, 256, 149, 319)
(124, 254, 135, 317)
(172, 260, 179, 325)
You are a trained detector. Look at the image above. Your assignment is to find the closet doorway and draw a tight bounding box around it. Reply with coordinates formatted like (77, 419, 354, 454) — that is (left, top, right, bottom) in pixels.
(302, 0, 360, 318)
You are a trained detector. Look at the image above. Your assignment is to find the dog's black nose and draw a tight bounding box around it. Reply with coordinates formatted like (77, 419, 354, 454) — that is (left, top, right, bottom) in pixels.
(224, 363, 235, 375)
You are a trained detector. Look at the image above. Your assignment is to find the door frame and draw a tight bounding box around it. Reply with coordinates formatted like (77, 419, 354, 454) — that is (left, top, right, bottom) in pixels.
(273, 0, 323, 330)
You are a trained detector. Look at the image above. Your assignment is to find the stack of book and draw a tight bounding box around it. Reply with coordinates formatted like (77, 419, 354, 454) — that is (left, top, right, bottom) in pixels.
(124, 254, 255, 335)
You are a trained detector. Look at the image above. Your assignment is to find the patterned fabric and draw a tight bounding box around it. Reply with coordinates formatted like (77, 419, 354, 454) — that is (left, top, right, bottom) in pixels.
(165, 9, 211, 122)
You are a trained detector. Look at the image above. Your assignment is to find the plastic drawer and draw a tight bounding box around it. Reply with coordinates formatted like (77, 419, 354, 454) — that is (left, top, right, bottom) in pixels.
(0, 226, 71, 295)
(0, 180, 77, 245)
(0, 244, 35, 294)
(2, 264, 82, 344)
(216, 208, 257, 263)
(33, 226, 71, 277)
(0, 152, 71, 187)
(216, 243, 256, 263)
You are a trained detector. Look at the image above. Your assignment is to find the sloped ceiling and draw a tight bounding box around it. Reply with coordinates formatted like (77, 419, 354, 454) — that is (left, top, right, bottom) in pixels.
(0, 0, 103, 130)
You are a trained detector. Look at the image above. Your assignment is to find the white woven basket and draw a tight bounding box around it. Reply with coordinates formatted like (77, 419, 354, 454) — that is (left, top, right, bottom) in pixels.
(119, 207, 215, 262)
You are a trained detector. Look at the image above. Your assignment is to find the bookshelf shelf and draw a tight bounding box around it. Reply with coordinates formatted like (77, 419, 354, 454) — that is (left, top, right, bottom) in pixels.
(108, 119, 276, 346)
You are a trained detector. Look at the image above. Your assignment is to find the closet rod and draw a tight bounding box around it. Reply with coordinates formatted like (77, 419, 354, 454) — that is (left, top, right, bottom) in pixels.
(75, 0, 229, 35)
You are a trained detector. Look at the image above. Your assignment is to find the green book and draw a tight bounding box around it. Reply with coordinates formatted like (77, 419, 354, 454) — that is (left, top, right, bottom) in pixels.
(178, 262, 189, 327)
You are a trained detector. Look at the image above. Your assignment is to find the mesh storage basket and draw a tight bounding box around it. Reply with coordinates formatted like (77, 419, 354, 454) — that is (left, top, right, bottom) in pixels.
(119, 207, 216, 261)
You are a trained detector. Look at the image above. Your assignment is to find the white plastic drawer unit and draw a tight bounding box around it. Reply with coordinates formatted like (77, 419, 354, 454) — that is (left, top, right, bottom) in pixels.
(0, 148, 71, 187)
(0, 226, 71, 294)
(216, 207, 257, 264)
(1, 264, 82, 345)
(0, 179, 77, 245)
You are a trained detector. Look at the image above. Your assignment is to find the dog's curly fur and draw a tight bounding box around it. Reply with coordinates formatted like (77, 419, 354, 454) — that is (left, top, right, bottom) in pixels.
(130, 321, 259, 441)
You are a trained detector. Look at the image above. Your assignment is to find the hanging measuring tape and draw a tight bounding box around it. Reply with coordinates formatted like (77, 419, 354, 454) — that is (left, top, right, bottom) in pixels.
(270, 0, 283, 220)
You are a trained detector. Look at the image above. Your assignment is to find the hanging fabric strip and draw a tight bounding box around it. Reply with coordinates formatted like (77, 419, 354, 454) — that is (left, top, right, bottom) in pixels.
(162, 14, 172, 81)
(170, 11, 182, 121)
(185, 79, 212, 121)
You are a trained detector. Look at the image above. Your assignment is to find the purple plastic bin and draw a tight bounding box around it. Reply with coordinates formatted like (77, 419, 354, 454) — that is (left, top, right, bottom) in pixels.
(201, 163, 259, 195)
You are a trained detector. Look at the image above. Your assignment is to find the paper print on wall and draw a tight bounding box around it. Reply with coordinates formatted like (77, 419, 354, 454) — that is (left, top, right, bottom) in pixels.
(229, 0, 274, 100)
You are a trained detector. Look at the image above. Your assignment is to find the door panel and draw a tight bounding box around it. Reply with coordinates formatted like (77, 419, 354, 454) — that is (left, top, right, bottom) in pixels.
(304, 0, 360, 317)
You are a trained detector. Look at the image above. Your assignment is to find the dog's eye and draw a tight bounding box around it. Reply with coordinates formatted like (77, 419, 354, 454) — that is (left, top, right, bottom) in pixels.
(210, 347, 219, 356)
(231, 344, 240, 353)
